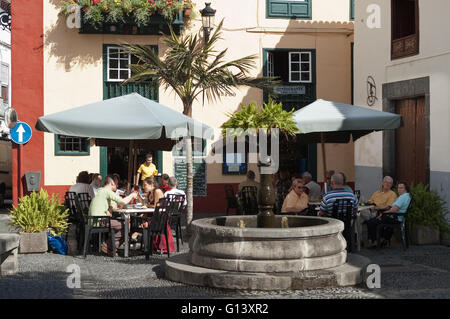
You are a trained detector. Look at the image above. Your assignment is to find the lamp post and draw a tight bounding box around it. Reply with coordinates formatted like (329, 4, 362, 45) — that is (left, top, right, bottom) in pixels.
(200, 2, 216, 43)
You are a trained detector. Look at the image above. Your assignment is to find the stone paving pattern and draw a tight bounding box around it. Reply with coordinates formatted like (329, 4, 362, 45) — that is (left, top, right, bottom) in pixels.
(1, 242, 450, 299)
(1, 209, 450, 299)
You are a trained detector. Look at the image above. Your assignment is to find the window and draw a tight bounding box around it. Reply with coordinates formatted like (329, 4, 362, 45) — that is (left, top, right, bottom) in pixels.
(106, 46, 140, 82)
(267, 0, 312, 19)
(289, 52, 311, 83)
(391, 0, 419, 60)
(55, 135, 90, 156)
(264, 49, 316, 111)
(1, 86, 7, 104)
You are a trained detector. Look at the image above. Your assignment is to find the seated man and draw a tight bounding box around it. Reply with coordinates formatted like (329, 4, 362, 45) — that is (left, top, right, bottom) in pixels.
(367, 176, 397, 212)
(281, 179, 309, 215)
(319, 173, 358, 217)
(89, 175, 137, 256)
(238, 170, 260, 194)
(302, 171, 321, 201)
(164, 177, 187, 206)
(70, 170, 95, 199)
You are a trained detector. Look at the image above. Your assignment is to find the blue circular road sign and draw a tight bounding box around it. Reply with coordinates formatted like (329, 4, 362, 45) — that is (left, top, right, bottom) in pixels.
(10, 121, 33, 145)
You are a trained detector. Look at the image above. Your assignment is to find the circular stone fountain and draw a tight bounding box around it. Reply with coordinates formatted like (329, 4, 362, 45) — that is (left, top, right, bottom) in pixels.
(165, 216, 370, 290)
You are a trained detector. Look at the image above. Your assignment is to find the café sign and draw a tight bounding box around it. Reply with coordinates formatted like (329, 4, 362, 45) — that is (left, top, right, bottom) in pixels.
(274, 85, 306, 95)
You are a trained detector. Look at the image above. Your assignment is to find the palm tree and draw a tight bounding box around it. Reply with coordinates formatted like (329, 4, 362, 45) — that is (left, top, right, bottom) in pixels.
(123, 20, 278, 229)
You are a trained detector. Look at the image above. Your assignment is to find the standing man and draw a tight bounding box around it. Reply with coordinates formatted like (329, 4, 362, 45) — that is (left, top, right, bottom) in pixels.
(302, 171, 321, 201)
(319, 173, 357, 217)
(89, 175, 137, 256)
(135, 153, 158, 187)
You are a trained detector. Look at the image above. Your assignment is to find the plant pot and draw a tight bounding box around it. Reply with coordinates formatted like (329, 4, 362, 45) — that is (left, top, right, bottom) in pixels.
(440, 231, 450, 247)
(19, 232, 48, 254)
(410, 225, 440, 245)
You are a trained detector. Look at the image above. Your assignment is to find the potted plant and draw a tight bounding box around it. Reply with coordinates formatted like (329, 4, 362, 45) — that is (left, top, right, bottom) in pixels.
(9, 190, 70, 253)
(221, 97, 297, 227)
(59, 0, 186, 30)
(182, 0, 194, 17)
(408, 184, 450, 245)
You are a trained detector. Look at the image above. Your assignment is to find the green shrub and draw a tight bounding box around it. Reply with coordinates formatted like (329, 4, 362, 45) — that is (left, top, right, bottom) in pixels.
(408, 184, 449, 233)
(9, 190, 70, 236)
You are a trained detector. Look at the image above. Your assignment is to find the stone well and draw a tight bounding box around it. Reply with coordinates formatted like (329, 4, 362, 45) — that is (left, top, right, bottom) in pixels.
(165, 216, 371, 290)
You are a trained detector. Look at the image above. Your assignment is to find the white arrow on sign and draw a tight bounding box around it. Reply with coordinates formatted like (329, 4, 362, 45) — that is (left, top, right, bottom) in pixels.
(16, 124, 25, 143)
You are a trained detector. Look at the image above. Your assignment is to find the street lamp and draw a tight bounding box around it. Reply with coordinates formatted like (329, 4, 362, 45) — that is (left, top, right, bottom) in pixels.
(200, 2, 216, 43)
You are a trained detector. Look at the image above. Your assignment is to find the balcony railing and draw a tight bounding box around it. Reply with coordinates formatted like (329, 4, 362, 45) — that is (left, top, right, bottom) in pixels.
(391, 33, 419, 60)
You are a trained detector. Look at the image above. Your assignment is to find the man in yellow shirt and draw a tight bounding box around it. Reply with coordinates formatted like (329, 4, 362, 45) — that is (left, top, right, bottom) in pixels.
(359, 176, 397, 246)
(367, 176, 398, 212)
(135, 153, 158, 186)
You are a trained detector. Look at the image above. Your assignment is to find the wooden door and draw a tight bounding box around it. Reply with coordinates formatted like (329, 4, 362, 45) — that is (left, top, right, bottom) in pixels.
(395, 97, 426, 186)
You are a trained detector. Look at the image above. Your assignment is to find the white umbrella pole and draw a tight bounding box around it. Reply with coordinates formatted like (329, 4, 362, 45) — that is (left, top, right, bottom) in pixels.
(321, 132, 327, 190)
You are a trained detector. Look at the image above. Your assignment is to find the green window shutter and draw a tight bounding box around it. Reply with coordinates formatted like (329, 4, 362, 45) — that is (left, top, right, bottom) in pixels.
(267, 0, 312, 19)
(350, 0, 355, 20)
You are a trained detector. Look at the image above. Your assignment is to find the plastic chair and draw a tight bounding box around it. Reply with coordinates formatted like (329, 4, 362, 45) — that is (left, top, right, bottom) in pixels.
(166, 193, 185, 252)
(83, 208, 116, 258)
(225, 184, 240, 215)
(331, 198, 356, 253)
(144, 198, 171, 259)
(376, 199, 412, 250)
(240, 186, 258, 215)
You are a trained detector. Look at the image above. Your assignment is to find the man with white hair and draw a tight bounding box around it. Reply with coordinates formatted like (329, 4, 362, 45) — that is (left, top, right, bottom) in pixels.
(302, 171, 321, 201)
(319, 173, 357, 217)
(367, 176, 397, 212)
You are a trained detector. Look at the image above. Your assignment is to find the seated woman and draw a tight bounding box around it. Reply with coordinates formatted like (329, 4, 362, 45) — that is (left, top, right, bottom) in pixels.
(135, 177, 175, 253)
(366, 181, 411, 248)
(281, 179, 309, 215)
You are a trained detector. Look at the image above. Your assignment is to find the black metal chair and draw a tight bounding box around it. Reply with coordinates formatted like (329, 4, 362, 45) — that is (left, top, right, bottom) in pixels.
(239, 186, 258, 215)
(83, 208, 116, 258)
(331, 198, 356, 253)
(166, 193, 185, 252)
(65, 191, 87, 251)
(225, 184, 240, 215)
(144, 198, 171, 259)
(77, 192, 92, 212)
(376, 198, 412, 250)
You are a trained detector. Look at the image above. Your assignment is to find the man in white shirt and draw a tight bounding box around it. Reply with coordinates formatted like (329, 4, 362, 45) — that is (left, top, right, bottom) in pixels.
(164, 177, 187, 206)
(302, 171, 321, 201)
(90, 173, 102, 196)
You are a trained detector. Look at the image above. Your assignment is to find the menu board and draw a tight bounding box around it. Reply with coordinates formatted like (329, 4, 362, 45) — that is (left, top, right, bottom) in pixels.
(173, 157, 207, 196)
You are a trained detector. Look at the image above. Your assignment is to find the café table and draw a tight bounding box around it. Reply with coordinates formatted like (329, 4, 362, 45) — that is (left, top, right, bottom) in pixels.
(113, 205, 155, 258)
(315, 204, 375, 251)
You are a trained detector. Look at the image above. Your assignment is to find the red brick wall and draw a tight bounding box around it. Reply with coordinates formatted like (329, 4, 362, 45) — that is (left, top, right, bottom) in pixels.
(11, 0, 44, 205)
